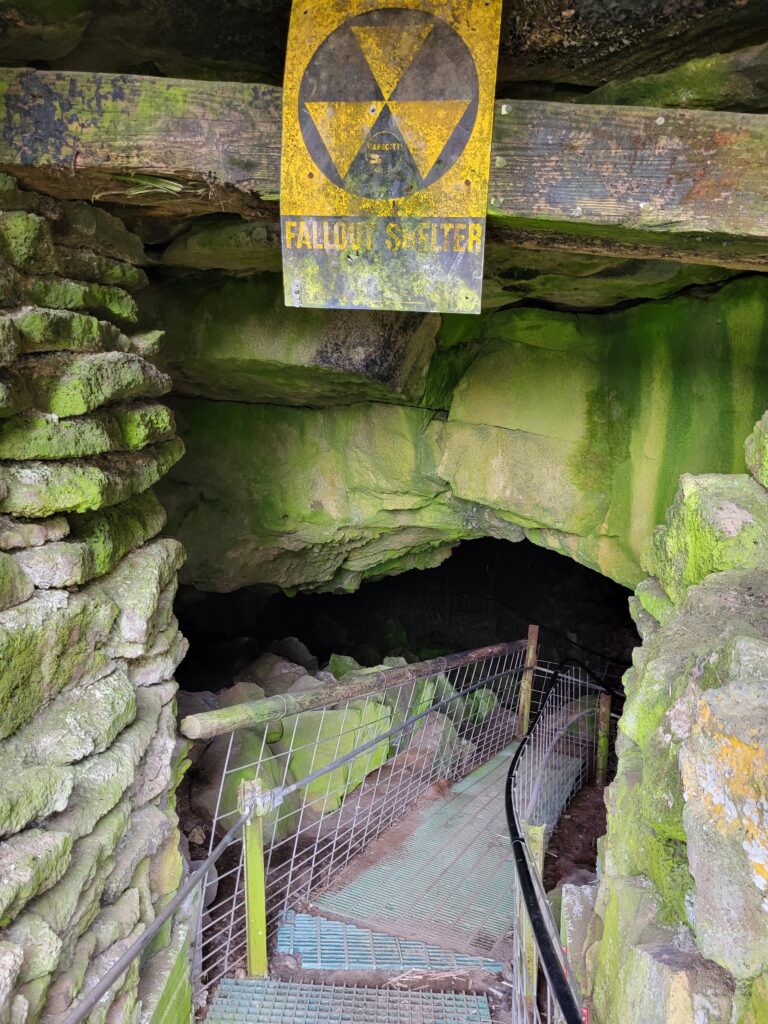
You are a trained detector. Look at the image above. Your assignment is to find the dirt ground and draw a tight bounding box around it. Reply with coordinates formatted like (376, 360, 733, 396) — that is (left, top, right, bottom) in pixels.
(542, 783, 606, 891)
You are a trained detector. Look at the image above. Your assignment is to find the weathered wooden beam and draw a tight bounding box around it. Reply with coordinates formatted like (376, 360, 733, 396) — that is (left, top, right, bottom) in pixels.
(3, 0, 767, 88)
(2, 68, 768, 269)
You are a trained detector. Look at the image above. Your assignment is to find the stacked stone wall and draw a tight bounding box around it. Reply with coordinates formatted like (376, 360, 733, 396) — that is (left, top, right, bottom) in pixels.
(0, 175, 190, 1024)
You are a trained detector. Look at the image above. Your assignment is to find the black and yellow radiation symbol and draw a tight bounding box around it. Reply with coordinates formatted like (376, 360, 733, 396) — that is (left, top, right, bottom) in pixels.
(298, 8, 479, 200)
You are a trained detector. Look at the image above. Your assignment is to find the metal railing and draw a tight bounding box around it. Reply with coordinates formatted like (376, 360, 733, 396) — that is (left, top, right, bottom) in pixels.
(60, 638, 614, 1024)
(507, 663, 614, 1023)
(191, 640, 531, 997)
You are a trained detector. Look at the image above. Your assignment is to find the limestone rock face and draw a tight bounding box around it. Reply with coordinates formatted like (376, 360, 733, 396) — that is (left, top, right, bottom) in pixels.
(680, 641, 768, 979)
(158, 276, 768, 592)
(142, 273, 440, 405)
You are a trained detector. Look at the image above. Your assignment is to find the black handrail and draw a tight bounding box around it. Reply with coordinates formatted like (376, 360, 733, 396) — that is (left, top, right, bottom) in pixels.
(505, 661, 618, 1024)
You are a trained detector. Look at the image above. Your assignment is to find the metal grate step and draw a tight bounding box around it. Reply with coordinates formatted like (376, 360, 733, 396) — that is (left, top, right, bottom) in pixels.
(314, 744, 518, 955)
(277, 911, 503, 973)
(205, 978, 492, 1023)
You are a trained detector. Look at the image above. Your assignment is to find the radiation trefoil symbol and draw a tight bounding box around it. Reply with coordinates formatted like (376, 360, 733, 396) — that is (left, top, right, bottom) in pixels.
(298, 8, 479, 200)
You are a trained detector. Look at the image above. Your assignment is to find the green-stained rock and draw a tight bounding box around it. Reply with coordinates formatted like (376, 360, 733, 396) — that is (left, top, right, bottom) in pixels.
(481, 244, 729, 311)
(744, 974, 768, 1024)
(192, 731, 301, 846)
(680, 639, 768, 978)
(0, 514, 69, 551)
(23, 276, 138, 324)
(745, 410, 768, 490)
(0, 666, 136, 770)
(12, 490, 167, 589)
(583, 42, 768, 112)
(8, 308, 129, 355)
(591, 877, 734, 1024)
(70, 489, 164, 561)
(635, 578, 674, 626)
(0, 403, 175, 460)
(441, 277, 768, 588)
(51, 203, 145, 266)
(141, 273, 438, 405)
(161, 217, 280, 272)
(0, 551, 32, 611)
(159, 398, 470, 592)
(127, 626, 188, 687)
(3, 912, 62, 984)
(0, 830, 72, 928)
(0, 769, 73, 841)
(0, 320, 19, 367)
(647, 474, 768, 603)
(55, 250, 148, 292)
(130, 697, 177, 807)
(45, 686, 165, 841)
(275, 702, 391, 815)
(0, 589, 117, 740)
(10, 351, 169, 418)
(88, 538, 184, 645)
(0, 212, 56, 274)
(28, 800, 130, 940)
(0, 438, 184, 517)
(102, 807, 172, 905)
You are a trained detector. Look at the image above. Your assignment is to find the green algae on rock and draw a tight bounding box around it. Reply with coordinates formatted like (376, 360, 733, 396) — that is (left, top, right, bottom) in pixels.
(141, 273, 439, 406)
(0, 438, 184, 517)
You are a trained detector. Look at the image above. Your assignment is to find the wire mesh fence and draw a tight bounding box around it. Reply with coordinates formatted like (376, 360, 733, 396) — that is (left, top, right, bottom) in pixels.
(59, 645, 612, 1024)
(507, 663, 608, 1024)
(192, 641, 532, 1002)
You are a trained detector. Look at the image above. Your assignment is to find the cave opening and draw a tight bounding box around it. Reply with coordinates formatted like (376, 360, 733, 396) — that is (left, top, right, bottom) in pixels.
(174, 536, 638, 697)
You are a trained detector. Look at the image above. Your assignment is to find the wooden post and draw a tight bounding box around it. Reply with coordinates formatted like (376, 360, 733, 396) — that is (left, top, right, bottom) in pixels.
(517, 625, 539, 738)
(238, 781, 268, 978)
(596, 692, 612, 786)
(521, 822, 546, 999)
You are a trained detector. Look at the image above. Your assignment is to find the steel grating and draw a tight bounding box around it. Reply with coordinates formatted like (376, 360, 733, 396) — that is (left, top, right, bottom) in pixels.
(314, 744, 518, 955)
(205, 979, 492, 1023)
(277, 910, 503, 973)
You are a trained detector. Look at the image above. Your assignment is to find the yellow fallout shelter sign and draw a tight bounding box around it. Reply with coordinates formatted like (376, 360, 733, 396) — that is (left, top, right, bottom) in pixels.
(281, 0, 503, 314)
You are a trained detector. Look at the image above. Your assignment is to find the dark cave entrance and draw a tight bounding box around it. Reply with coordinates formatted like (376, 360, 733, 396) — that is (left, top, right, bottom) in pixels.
(174, 537, 638, 695)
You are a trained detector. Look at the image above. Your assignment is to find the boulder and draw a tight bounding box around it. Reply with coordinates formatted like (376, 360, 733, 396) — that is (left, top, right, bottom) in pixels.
(268, 637, 318, 673)
(192, 731, 300, 845)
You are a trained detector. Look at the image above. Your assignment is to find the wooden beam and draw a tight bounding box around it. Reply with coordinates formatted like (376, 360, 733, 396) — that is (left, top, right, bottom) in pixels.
(2, 68, 768, 269)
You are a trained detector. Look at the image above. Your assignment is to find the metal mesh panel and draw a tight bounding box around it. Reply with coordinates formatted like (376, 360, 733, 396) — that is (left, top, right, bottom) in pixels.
(193, 645, 530, 998)
(507, 662, 606, 1023)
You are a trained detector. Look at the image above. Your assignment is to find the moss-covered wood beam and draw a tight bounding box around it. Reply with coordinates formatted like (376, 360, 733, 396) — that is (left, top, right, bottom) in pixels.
(2, 68, 768, 269)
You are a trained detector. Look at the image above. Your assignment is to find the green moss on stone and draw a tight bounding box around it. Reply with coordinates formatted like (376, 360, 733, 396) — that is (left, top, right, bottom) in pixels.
(9, 308, 129, 355)
(24, 276, 138, 323)
(0, 588, 117, 739)
(0, 402, 174, 460)
(647, 474, 768, 603)
(15, 351, 169, 418)
(55, 249, 148, 292)
(0, 438, 183, 517)
(0, 211, 56, 274)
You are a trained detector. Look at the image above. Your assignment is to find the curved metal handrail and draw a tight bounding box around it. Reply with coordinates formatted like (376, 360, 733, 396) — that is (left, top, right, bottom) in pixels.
(506, 660, 617, 1024)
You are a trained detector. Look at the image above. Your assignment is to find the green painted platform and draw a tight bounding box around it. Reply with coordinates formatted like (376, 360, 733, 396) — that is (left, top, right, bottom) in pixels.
(313, 743, 519, 956)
